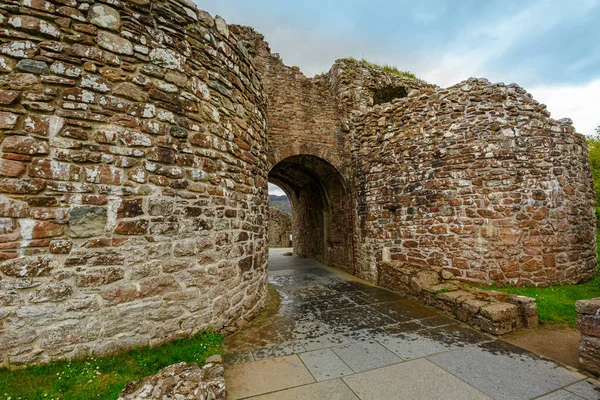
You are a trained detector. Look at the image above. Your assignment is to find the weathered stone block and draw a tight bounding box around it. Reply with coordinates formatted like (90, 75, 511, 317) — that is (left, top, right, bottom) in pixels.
(8, 15, 60, 38)
(410, 270, 440, 293)
(576, 298, 600, 315)
(0, 255, 56, 277)
(117, 199, 144, 218)
(0, 112, 18, 130)
(580, 335, 600, 376)
(0, 159, 26, 177)
(2, 136, 48, 154)
(88, 4, 121, 31)
(114, 219, 149, 235)
(41, 319, 100, 349)
(578, 314, 600, 338)
(49, 239, 72, 254)
(76, 267, 125, 287)
(0, 90, 19, 105)
(437, 290, 474, 304)
(139, 275, 182, 298)
(69, 206, 107, 238)
(20, 220, 63, 239)
(114, 82, 149, 102)
(16, 59, 49, 75)
(0, 195, 30, 217)
(101, 284, 139, 306)
(29, 282, 73, 303)
(480, 302, 518, 322)
(0, 41, 37, 58)
(149, 48, 185, 70)
(97, 31, 133, 56)
(173, 237, 214, 257)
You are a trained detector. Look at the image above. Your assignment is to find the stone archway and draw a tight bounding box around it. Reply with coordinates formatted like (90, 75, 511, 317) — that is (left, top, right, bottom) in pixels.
(268, 155, 354, 273)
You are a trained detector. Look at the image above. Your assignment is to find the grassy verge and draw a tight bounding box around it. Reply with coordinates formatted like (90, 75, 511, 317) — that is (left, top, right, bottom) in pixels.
(341, 57, 422, 81)
(484, 237, 600, 327)
(0, 330, 223, 400)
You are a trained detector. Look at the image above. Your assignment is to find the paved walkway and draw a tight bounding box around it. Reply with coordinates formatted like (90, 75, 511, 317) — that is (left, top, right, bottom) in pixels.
(223, 248, 600, 400)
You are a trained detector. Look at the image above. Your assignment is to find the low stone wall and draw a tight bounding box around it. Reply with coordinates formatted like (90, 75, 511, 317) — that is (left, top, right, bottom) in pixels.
(379, 261, 538, 335)
(576, 298, 600, 375)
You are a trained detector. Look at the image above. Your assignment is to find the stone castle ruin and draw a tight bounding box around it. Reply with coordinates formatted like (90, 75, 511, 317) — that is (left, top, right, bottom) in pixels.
(0, 0, 596, 366)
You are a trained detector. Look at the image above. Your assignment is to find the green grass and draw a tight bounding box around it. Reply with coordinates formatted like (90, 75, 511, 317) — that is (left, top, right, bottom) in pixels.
(0, 330, 223, 400)
(341, 57, 423, 81)
(483, 236, 600, 327)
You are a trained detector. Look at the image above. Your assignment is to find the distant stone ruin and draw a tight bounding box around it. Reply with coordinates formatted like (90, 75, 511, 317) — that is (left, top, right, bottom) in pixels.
(0, 0, 595, 365)
(267, 207, 291, 248)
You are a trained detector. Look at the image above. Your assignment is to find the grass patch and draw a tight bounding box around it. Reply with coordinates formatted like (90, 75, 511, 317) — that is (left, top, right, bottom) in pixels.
(0, 330, 223, 400)
(483, 236, 600, 327)
(341, 57, 422, 81)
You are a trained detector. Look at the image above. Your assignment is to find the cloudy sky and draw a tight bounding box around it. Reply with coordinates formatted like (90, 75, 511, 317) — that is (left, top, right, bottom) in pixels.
(195, 0, 600, 196)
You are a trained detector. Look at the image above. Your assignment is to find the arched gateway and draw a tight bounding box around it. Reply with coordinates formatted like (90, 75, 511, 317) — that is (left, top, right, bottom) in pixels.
(0, 3, 595, 365)
(269, 154, 353, 273)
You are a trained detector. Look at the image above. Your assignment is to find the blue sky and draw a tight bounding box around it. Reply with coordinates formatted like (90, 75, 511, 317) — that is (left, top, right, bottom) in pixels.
(195, 0, 600, 195)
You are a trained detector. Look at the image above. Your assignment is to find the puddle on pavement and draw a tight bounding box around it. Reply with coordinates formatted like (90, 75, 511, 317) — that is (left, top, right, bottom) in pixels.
(223, 284, 283, 353)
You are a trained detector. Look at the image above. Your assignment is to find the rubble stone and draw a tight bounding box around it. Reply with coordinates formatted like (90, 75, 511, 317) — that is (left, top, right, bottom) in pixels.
(118, 361, 225, 400)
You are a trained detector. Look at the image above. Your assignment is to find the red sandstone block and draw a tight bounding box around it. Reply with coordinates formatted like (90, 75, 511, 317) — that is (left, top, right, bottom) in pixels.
(21, 220, 63, 239)
(49, 239, 72, 254)
(114, 219, 149, 235)
(3, 136, 49, 155)
(0, 159, 26, 177)
(0, 90, 19, 105)
(117, 199, 144, 218)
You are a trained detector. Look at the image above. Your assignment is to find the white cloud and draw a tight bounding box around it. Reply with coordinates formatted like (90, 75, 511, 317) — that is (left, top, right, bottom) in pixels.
(420, 0, 597, 87)
(529, 79, 600, 135)
(268, 183, 286, 196)
(196, 1, 599, 136)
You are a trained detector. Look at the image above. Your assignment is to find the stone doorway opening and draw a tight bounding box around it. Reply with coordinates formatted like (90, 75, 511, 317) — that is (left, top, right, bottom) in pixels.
(268, 155, 354, 273)
(267, 183, 293, 248)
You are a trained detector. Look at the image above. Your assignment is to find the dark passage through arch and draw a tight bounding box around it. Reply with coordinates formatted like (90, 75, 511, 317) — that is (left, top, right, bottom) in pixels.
(268, 155, 354, 273)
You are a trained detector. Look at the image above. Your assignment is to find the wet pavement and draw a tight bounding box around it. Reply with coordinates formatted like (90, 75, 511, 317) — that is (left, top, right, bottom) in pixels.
(223, 248, 600, 400)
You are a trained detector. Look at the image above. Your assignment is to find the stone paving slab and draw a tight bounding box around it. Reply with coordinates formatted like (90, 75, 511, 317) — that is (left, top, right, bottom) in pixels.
(248, 379, 359, 400)
(301, 333, 350, 351)
(564, 379, 600, 400)
(331, 340, 402, 373)
(368, 299, 439, 321)
(298, 348, 355, 381)
(376, 330, 453, 360)
(427, 340, 586, 400)
(224, 350, 254, 365)
(537, 390, 588, 400)
(224, 354, 315, 399)
(319, 305, 397, 333)
(251, 342, 306, 361)
(342, 358, 492, 400)
(273, 318, 330, 341)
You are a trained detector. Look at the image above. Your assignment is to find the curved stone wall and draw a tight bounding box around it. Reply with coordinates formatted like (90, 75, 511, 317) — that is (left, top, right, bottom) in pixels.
(352, 78, 597, 286)
(0, 1, 268, 365)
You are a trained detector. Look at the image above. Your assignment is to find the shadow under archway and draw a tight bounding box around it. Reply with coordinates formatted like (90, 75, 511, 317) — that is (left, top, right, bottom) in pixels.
(268, 155, 354, 273)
